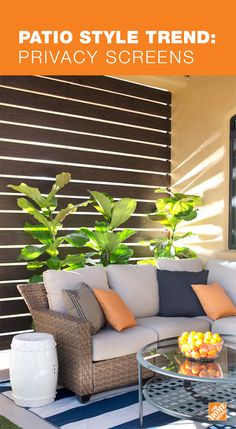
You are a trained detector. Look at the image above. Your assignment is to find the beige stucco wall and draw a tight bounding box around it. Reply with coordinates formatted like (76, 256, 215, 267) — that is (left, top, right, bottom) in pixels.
(171, 76, 236, 260)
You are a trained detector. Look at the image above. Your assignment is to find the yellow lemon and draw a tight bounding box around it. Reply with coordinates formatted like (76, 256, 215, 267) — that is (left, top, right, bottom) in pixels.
(212, 333, 222, 342)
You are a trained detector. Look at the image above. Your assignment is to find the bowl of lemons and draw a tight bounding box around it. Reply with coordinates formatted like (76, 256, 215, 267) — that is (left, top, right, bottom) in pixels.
(178, 360, 223, 378)
(178, 331, 224, 361)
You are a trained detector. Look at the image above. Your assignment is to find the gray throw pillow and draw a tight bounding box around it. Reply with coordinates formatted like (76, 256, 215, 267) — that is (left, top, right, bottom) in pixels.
(62, 283, 106, 335)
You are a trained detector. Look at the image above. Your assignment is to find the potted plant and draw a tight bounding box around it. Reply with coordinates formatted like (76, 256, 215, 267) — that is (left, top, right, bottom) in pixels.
(143, 187, 202, 262)
(8, 172, 88, 282)
(66, 191, 137, 266)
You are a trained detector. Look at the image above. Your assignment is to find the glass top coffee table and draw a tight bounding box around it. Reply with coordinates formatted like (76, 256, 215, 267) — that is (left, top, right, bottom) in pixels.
(137, 335, 236, 427)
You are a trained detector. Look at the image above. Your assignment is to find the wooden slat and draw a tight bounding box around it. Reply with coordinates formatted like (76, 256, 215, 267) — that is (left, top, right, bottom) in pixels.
(0, 316, 32, 334)
(0, 241, 154, 264)
(0, 212, 156, 229)
(0, 75, 171, 345)
(0, 87, 171, 132)
(0, 230, 168, 247)
(0, 299, 28, 316)
(50, 76, 172, 104)
(0, 106, 170, 145)
(0, 123, 171, 158)
(0, 334, 14, 350)
(0, 195, 155, 214)
(0, 76, 171, 117)
(0, 141, 170, 174)
(0, 177, 169, 200)
(0, 265, 29, 281)
(0, 160, 170, 188)
(0, 246, 94, 264)
(0, 283, 21, 298)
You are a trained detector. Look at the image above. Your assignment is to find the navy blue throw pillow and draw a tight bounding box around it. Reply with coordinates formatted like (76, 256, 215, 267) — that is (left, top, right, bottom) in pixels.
(157, 269, 209, 317)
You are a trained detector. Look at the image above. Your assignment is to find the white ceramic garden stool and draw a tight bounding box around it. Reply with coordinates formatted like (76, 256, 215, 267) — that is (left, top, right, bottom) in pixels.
(10, 332, 58, 407)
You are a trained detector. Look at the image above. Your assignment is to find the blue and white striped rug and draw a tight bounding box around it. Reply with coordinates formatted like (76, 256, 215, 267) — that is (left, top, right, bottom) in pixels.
(1, 382, 233, 429)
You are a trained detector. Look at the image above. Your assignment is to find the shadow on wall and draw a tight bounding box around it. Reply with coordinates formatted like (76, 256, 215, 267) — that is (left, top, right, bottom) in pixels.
(172, 132, 225, 257)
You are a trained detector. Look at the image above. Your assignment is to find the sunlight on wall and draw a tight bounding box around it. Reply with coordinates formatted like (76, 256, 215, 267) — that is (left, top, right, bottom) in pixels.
(181, 173, 224, 195)
(171, 76, 236, 259)
(173, 147, 224, 187)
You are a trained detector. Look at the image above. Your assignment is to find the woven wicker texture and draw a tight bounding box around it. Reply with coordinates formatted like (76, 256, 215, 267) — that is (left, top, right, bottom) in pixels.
(18, 281, 152, 396)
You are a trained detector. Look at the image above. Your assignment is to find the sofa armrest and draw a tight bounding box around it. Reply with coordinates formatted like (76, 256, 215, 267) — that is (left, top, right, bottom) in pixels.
(32, 309, 93, 395)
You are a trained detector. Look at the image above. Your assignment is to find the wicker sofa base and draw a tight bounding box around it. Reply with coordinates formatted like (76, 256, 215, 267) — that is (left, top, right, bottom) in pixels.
(18, 282, 154, 398)
(93, 354, 153, 393)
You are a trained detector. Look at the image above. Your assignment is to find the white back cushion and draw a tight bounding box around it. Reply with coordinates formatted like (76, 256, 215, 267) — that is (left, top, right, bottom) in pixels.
(106, 264, 159, 318)
(206, 259, 236, 306)
(157, 258, 203, 272)
(43, 266, 109, 312)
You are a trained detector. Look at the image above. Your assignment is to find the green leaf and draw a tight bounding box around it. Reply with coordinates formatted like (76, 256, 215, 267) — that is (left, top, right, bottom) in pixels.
(23, 222, 53, 245)
(95, 221, 109, 232)
(110, 244, 133, 264)
(117, 229, 136, 242)
(80, 228, 101, 251)
(174, 247, 198, 259)
(8, 183, 50, 209)
(139, 239, 151, 247)
(79, 198, 92, 207)
(29, 274, 43, 283)
(109, 198, 137, 230)
(155, 187, 173, 196)
(17, 245, 48, 261)
(148, 212, 173, 230)
(149, 237, 170, 251)
(64, 232, 88, 247)
(48, 172, 71, 199)
(176, 209, 198, 221)
(45, 245, 59, 257)
(27, 261, 46, 270)
(40, 237, 64, 258)
(54, 204, 78, 224)
(46, 256, 61, 270)
(93, 231, 121, 254)
(89, 190, 113, 219)
(174, 232, 193, 241)
(17, 198, 53, 231)
(61, 254, 86, 269)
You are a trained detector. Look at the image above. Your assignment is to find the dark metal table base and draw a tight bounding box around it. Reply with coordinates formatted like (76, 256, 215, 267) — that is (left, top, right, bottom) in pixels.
(139, 372, 236, 427)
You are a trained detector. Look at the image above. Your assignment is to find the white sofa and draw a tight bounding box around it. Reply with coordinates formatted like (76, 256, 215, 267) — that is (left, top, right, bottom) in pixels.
(43, 258, 236, 363)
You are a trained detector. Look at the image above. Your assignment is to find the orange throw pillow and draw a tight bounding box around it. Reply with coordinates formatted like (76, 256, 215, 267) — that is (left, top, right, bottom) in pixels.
(192, 282, 236, 320)
(93, 289, 137, 331)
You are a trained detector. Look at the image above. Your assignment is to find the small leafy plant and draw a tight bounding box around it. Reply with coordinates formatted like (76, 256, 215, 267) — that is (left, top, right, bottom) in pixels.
(147, 187, 202, 260)
(67, 191, 137, 266)
(8, 173, 88, 282)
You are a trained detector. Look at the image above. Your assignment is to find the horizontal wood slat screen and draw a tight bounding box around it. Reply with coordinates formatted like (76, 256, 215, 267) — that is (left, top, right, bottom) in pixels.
(0, 75, 171, 349)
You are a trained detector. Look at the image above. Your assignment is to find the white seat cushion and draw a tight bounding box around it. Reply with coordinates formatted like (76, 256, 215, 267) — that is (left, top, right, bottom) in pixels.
(212, 316, 236, 336)
(106, 264, 159, 317)
(157, 258, 203, 272)
(92, 325, 157, 361)
(206, 259, 236, 306)
(137, 316, 211, 340)
(43, 266, 109, 313)
(195, 315, 213, 323)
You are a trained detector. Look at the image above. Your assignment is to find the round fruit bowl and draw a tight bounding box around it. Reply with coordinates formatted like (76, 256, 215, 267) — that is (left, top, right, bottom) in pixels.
(178, 360, 223, 378)
(178, 331, 224, 362)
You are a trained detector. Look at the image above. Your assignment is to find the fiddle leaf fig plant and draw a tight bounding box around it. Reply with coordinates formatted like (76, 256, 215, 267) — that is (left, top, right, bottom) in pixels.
(8, 172, 88, 282)
(147, 187, 202, 260)
(66, 191, 137, 266)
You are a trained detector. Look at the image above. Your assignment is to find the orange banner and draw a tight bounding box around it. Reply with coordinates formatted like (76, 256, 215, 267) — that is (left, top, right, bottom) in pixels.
(0, 0, 235, 75)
